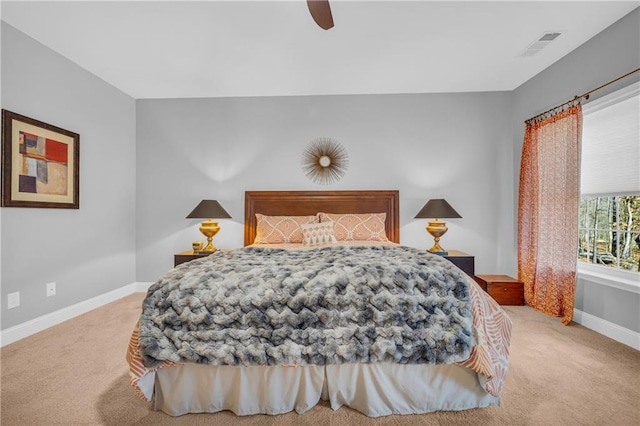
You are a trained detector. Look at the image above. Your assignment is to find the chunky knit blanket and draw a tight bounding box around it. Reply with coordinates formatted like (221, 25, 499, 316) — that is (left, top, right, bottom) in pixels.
(138, 245, 474, 369)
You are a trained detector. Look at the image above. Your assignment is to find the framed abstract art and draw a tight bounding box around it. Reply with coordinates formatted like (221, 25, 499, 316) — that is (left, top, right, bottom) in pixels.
(1, 110, 80, 209)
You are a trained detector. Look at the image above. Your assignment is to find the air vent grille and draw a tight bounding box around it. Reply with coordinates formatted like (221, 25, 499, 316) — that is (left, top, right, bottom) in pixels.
(518, 31, 565, 58)
(539, 32, 562, 41)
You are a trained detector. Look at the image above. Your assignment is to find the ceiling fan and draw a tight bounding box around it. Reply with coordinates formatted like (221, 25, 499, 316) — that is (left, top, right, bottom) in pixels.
(307, 0, 334, 30)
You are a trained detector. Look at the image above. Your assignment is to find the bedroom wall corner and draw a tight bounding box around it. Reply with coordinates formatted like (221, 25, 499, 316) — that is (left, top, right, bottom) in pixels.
(0, 10, 3, 333)
(0, 22, 137, 331)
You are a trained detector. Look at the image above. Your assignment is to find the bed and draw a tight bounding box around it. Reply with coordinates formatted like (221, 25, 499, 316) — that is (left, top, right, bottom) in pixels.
(127, 190, 511, 417)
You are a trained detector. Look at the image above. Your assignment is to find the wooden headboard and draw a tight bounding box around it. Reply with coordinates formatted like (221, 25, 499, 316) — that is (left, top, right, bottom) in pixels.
(244, 190, 400, 246)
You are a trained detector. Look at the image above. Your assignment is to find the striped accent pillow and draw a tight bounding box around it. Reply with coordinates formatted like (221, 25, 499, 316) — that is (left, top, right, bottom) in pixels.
(318, 212, 389, 242)
(301, 221, 337, 246)
(254, 214, 318, 244)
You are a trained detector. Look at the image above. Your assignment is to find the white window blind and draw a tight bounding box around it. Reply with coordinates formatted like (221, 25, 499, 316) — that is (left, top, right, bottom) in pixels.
(581, 82, 639, 197)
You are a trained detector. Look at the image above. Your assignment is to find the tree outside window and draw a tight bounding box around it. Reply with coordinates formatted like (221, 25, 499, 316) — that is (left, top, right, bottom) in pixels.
(578, 195, 640, 271)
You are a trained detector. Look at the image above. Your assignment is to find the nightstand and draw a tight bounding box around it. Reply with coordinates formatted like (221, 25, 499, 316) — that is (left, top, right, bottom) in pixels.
(474, 275, 525, 305)
(174, 250, 214, 267)
(441, 250, 475, 277)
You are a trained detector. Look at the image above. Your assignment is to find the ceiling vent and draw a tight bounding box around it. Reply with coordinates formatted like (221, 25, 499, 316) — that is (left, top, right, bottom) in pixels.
(518, 31, 564, 58)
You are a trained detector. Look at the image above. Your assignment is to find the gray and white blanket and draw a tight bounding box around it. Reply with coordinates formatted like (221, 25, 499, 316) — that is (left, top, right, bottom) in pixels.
(138, 245, 474, 369)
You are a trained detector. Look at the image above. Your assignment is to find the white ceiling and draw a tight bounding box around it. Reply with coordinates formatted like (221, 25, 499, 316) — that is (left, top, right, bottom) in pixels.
(2, 1, 638, 99)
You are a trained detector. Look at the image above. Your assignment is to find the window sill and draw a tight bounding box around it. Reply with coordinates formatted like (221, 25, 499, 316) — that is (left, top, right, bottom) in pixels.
(577, 263, 640, 294)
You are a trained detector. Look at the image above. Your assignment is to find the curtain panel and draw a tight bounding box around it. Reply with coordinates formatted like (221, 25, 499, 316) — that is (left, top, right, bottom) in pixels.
(518, 105, 582, 325)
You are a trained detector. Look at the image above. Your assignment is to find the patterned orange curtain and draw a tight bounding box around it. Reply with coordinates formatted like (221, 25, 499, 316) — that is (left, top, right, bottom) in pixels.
(518, 105, 582, 325)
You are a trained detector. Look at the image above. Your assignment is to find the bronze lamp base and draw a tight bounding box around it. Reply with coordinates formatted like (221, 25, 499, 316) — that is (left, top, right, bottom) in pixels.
(199, 220, 220, 252)
(426, 219, 448, 253)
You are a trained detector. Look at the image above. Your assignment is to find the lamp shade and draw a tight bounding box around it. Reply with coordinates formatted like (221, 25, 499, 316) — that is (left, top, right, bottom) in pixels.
(414, 199, 461, 219)
(186, 200, 231, 219)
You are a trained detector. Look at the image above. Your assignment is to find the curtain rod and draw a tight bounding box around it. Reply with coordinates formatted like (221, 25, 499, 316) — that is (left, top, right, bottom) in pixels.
(525, 68, 640, 124)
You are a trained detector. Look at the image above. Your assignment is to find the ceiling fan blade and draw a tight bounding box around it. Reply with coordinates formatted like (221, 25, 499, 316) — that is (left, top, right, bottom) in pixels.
(307, 0, 334, 30)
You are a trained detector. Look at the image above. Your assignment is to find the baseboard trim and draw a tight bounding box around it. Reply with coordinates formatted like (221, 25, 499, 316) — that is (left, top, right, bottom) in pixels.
(573, 309, 640, 351)
(0, 282, 153, 348)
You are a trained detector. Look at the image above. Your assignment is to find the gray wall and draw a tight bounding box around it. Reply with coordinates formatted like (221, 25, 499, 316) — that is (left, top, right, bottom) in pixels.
(136, 92, 515, 281)
(511, 8, 640, 332)
(0, 23, 137, 329)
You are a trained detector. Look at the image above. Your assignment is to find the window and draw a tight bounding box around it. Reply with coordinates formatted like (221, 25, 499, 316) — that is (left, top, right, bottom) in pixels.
(578, 196, 640, 271)
(579, 82, 639, 273)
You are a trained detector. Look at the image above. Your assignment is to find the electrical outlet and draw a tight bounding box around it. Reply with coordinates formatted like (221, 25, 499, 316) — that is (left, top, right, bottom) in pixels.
(46, 282, 56, 297)
(8, 292, 20, 309)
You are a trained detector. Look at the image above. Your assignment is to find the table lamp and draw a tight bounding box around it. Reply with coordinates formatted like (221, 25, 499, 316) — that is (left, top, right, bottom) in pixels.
(414, 199, 461, 255)
(186, 200, 231, 252)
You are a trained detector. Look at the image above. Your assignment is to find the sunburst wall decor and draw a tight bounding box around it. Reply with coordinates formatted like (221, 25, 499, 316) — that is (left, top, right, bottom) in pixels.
(302, 137, 349, 185)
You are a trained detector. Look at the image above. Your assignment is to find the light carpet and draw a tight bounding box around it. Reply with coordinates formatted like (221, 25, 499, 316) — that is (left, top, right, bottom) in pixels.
(1, 293, 638, 425)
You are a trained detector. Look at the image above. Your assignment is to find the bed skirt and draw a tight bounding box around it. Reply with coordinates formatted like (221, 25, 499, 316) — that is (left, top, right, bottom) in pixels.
(152, 362, 499, 417)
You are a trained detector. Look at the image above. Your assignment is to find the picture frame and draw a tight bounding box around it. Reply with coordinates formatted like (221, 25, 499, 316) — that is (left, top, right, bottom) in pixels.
(1, 109, 80, 209)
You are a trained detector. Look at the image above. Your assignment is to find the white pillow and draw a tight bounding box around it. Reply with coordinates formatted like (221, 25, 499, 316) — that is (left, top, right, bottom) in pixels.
(301, 221, 337, 246)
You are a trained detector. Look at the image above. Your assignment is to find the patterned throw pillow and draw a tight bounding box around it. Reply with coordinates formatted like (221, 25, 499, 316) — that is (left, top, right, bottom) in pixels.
(301, 222, 338, 246)
(254, 214, 317, 244)
(318, 212, 389, 242)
